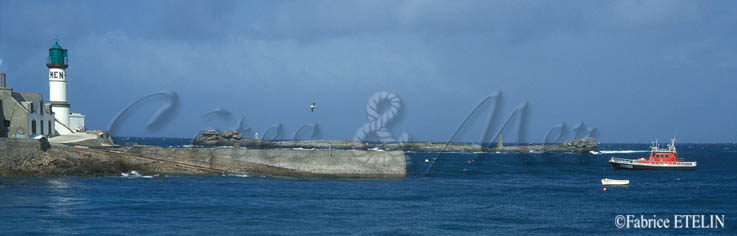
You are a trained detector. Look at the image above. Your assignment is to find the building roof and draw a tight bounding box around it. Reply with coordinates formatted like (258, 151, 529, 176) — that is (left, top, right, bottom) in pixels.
(12, 91, 42, 103)
(11, 91, 46, 114)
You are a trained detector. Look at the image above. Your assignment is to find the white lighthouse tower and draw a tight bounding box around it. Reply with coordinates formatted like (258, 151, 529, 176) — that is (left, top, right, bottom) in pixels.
(47, 42, 84, 135)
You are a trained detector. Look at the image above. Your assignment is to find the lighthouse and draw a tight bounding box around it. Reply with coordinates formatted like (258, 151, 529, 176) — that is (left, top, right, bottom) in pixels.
(47, 42, 84, 134)
(47, 42, 70, 130)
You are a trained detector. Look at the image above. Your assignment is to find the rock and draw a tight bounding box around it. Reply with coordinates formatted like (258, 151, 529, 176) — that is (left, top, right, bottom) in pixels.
(193, 130, 223, 144)
(563, 137, 596, 150)
(38, 137, 50, 151)
(221, 130, 243, 140)
(198, 140, 219, 146)
(201, 129, 218, 136)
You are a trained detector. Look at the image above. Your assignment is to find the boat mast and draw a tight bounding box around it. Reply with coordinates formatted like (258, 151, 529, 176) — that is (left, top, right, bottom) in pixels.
(669, 137, 677, 153)
(655, 139, 658, 152)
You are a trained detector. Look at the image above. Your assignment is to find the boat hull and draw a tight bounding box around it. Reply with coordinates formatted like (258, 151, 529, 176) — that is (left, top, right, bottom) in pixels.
(609, 161, 696, 170)
(601, 178, 629, 185)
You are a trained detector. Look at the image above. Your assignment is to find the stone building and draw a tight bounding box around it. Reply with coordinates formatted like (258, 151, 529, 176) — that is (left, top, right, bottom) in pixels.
(0, 73, 56, 138)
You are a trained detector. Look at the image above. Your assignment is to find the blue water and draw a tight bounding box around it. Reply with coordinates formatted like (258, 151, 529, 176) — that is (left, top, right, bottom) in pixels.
(1, 141, 736, 235)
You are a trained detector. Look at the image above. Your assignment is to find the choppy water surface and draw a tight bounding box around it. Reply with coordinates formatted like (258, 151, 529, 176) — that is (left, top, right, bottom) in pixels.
(1, 142, 736, 235)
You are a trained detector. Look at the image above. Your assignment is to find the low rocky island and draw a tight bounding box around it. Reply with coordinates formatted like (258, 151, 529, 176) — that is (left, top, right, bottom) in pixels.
(193, 129, 597, 153)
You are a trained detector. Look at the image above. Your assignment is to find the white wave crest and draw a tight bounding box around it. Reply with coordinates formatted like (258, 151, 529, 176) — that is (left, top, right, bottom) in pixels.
(221, 173, 250, 177)
(591, 150, 649, 155)
(121, 170, 156, 178)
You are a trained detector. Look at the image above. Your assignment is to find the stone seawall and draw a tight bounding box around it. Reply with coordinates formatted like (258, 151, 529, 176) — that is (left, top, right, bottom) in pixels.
(0, 138, 407, 178)
(126, 146, 406, 178)
(0, 138, 219, 177)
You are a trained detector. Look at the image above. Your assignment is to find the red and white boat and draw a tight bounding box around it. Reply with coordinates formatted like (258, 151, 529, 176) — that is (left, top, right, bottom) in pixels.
(609, 138, 696, 170)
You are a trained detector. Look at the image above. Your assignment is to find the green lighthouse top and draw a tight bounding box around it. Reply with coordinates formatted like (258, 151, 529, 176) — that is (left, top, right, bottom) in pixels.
(47, 42, 68, 67)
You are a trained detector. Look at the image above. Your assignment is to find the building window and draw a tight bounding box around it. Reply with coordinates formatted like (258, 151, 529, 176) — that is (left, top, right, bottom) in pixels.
(48, 121, 52, 135)
(40, 120, 44, 135)
(31, 120, 37, 135)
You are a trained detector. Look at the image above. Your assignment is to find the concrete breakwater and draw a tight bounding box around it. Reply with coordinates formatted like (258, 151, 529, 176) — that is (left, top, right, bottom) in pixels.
(0, 138, 406, 178)
(193, 130, 597, 153)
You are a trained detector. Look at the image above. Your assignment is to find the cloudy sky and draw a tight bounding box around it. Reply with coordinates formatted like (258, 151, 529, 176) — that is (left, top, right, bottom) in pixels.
(1, 0, 736, 143)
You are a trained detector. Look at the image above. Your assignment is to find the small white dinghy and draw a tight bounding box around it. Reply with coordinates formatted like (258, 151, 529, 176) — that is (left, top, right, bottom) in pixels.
(601, 178, 629, 186)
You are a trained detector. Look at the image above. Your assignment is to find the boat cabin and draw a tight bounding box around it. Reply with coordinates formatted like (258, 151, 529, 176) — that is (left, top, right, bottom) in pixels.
(636, 138, 679, 164)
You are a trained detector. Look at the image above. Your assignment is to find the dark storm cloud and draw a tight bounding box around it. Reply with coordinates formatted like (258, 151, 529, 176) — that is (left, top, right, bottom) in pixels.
(1, 0, 737, 142)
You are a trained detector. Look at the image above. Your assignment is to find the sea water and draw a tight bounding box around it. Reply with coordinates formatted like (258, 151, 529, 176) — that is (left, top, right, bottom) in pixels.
(1, 140, 736, 235)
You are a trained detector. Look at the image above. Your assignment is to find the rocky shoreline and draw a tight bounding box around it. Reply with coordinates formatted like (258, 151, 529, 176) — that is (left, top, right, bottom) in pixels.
(193, 130, 597, 153)
(0, 137, 406, 178)
(0, 130, 596, 178)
